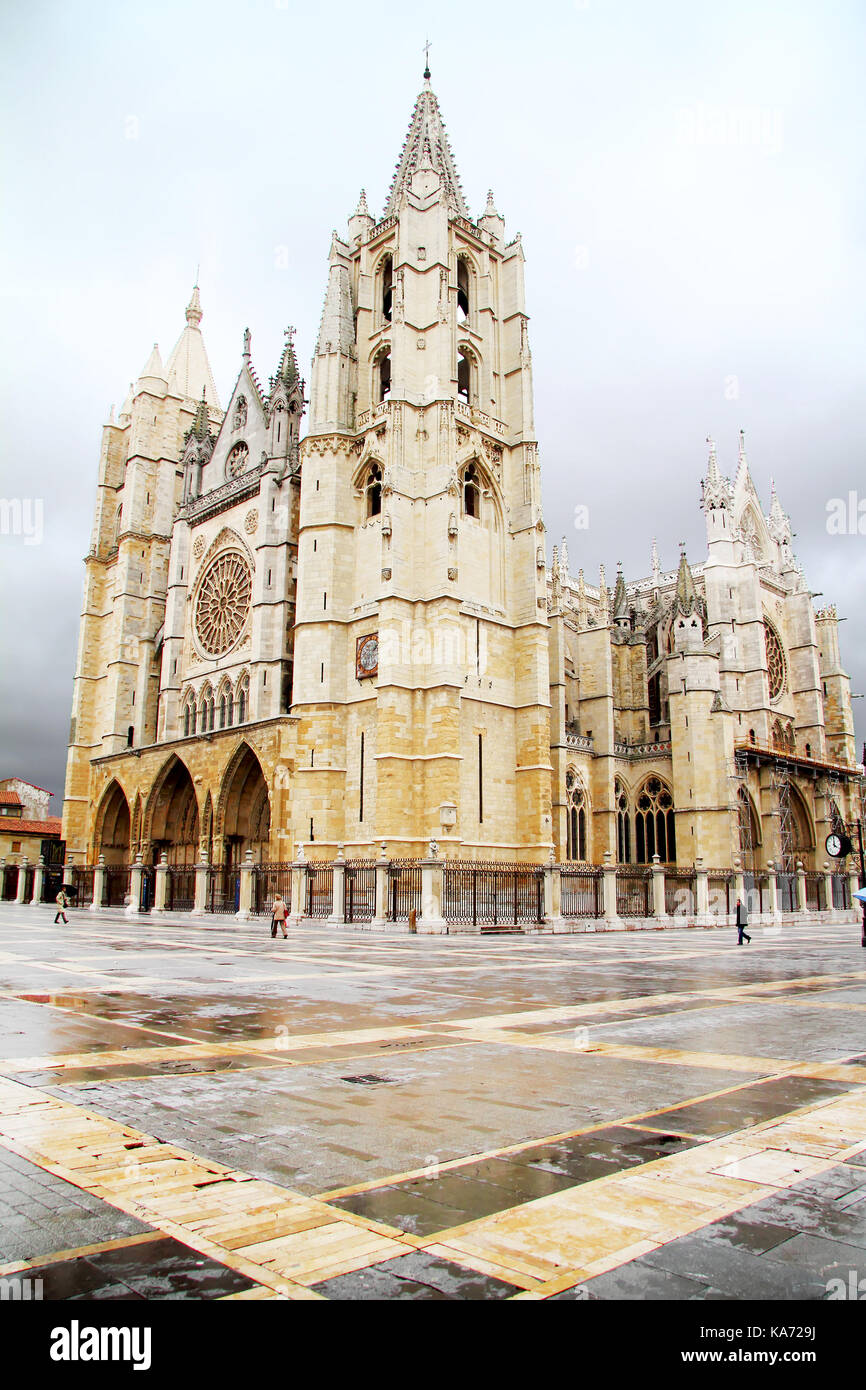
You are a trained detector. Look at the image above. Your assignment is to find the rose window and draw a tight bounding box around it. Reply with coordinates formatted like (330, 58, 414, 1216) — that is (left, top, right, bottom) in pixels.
(764, 621, 786, 701)
(226, 442, 249, 479)
(194, 552, 252, 657)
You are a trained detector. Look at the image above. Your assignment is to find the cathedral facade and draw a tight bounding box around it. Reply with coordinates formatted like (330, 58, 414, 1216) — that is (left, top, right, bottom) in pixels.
(61, 74, 863, 916)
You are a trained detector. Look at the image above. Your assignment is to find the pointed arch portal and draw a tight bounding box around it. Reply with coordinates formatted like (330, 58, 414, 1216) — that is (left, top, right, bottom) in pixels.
(95, 781, 131, 865)
(216, 744, 271, 866)
(147, 757, 199, 866)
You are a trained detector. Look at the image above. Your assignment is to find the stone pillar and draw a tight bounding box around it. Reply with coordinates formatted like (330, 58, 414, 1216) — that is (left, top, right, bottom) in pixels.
(766, 860, 780, 920)
(31, 856, 45, 906)
(795, 860, 808, 915)
(602, 851, 618, 925)
(419, 840, 446, 934)
(192, 852, 209, 916)
(152, 853, 169, 914)
(237, 850, 254, 921)
(91, 855, 107, 912)
(695, 855, 709, 923)
(547, 853, 563, 932)
(328, 845, 346, 925)
(15, 858, 29, 905)
(371, 842, 389, 931)
(848, 867, 860, 918)
(126, 853, 144, 916)
(651, 854, 666, 920)
(822, 862, 835, 918)
(732, 857, 745, 921)
(289, 846, 305, 925)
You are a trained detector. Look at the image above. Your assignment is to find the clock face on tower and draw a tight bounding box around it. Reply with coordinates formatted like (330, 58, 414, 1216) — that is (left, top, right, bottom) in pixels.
(356, 633, 379, 679)
(826, 833, 844, 858)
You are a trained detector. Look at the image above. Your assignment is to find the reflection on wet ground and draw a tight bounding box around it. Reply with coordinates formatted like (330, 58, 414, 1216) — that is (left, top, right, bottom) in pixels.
(1, 906, 865, 1299)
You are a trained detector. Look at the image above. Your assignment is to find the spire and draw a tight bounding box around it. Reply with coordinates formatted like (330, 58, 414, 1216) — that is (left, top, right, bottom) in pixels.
(651, 537, 660, 586)
(277, 326, 299, 387)
(613, 564, 629, 623)
(315, 261, 355, 357)
(139, 342, 165, 382)
(189, 389, 209, 442)
(383, 78, 469, 217)
(702, 432, 732, 512)
(355, 188, 369, 218)
(706, 434, 719, 484)
(165, 282, 221, 411)
(560, 535, 570, 580)
(674, 544, 698, 615)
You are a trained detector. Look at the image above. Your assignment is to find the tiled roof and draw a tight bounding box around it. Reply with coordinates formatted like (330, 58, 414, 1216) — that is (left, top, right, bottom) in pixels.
(0, 792, 23, 805)
(0, 819, 62, 837)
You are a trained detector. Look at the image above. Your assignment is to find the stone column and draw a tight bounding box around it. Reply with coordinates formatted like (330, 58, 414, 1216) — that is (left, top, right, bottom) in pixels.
(152, 853, 169, 915)
(192, 852, 209, 916)
(31, 856, 45, 906)
(371, 842, 389, 931)
(695, 856, 709, 924)
(328, 845, 346, 925)
(237, 850, 254, 921)
(419, 841, 446, 934)
(91, 855, 107, 912)
(795, 860, 808, 915)
(126, 853, 144, 915)
(15, 858, 29, 905)
(602, 851, 618, 926)
(732, 857, 745, 922)
(766, 860, 780, 920)
(547, 855, 564, 932)
(289, 846, 305, 925)
(848, 867, 860, 919)
(822, 862, 835, 918)
(651, 854, 666, 920)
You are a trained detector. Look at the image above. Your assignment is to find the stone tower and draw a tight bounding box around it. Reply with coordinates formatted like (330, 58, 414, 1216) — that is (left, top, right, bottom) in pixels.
(289, 67, 552, 857)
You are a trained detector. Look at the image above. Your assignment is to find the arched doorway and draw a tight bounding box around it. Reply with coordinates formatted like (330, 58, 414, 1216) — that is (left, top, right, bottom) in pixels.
(217, 744, 271, 867)
(94, 781, 131, 865)
(147, 757, 199, 866)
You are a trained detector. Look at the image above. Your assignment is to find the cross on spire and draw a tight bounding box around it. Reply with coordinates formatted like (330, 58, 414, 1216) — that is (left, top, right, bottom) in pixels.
(423, 37, 432, 79)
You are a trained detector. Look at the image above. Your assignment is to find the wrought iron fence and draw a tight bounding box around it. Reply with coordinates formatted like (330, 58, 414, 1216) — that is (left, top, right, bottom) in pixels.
(776, 872, 796, 914)
(560, 866, 602, 918)
(166, 866, 195, 912)
(68, 865, 95, 907)
(664, 868, 696, 918)
(442, 861, 544, 927)
(252, 863, 293, 917)
(208, 865, 240, 914)
(139, 866, 155, 913)
(305, 864, 334, 918)
(707, 872, 733, 917)
(743, 874, 769, 915)
(1, 864, 19, 900)
(103, 866, 130, 908)
(42, 865, 64, 903)
(615, 867, 652, 917)
(805, 872, 825, 912)
(386, 861, 421, 922)
(832, 874, 852, 911)
(345, 861, 376, 923)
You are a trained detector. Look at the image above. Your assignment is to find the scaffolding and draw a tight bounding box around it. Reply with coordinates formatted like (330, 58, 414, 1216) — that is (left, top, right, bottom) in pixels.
(771, 760, 794, 873)
(730, 752, 756, 877)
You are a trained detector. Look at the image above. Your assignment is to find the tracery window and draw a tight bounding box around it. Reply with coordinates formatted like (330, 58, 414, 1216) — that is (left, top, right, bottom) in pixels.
(237, 675, 249, 724)
(365, 462, 382, 518)
(764, 620, 787, 701)
(565, 770, 587, 861)
(616, 778, 631, 864)
(226, 442, 249, 479)
(194, 552, 252, 658)
(634, 777, 676, 864)
(463, 462, 480, 520)
(378, 352, 391, 402)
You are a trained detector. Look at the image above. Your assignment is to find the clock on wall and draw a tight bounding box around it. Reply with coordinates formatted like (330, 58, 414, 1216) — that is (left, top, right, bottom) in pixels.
(356, 633, 379, 679)
(826, 832, 853, 858)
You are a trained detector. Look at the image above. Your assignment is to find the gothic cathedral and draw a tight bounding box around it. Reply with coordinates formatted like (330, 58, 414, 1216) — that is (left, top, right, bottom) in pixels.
(62, 72, 862, 907)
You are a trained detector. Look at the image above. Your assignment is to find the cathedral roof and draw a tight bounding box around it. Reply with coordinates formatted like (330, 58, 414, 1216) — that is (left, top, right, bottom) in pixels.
(383, 74, 468, 217)
(165, 284, 222, 411)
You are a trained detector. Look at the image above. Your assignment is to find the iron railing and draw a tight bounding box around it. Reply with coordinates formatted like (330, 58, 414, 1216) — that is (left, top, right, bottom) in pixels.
(386, 861, 422, 922)
(441, 862, 544, 927)
(664, 868, 696, 918)
(305, 864, 334, 918)
(615, 867, 652, 917)
(344, 861, 376, 923)
(560, 866, 603, 918)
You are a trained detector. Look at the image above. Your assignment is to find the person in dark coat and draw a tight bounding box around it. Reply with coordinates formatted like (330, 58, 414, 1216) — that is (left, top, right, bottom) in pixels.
(735, 897, 751, 944)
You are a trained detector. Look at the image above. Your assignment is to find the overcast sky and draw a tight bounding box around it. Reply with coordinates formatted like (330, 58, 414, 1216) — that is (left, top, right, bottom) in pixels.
(1, 0, 864, 808)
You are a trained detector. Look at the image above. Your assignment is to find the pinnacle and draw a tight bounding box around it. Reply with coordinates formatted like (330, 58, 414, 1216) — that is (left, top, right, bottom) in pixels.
(383, 79, 469, 217)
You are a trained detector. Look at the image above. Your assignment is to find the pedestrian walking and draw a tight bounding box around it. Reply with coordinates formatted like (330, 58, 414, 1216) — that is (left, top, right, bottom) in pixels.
(54, 888, 69, 925)
(735, 897, 751, 945)
(271, 893, 288, 939)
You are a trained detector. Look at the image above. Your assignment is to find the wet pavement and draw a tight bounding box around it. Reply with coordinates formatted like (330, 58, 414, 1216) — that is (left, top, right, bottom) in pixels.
(1, 903, 865, 1300)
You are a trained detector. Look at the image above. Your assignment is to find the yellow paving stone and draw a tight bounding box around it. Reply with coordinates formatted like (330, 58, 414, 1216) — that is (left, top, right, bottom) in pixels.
(422, 1242, 540, 1291)
(711, 1149, 841, 1186)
